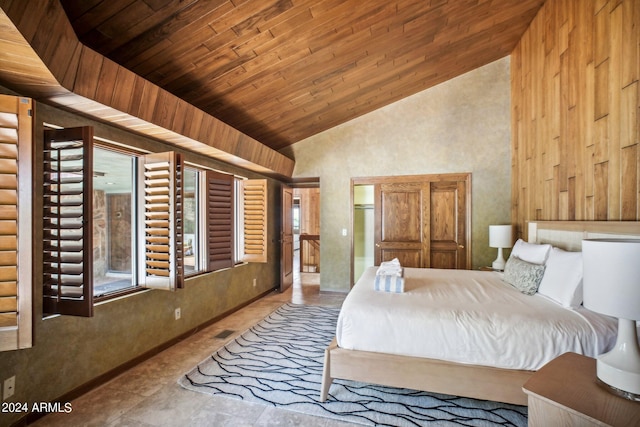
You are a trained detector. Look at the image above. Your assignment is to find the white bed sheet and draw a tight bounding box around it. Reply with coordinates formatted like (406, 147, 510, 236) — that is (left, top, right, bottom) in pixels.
(336, 266, 618, 371)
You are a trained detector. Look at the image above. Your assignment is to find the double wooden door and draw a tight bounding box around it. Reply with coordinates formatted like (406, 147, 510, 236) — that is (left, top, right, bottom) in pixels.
(373, 174, 470, 270)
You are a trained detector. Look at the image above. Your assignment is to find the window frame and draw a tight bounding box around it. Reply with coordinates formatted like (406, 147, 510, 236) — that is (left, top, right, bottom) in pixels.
(92, 143, 140, 302)
(185, 169, 269, 272)
(42, 126, 186, 317)
(182, 165, 203, 276)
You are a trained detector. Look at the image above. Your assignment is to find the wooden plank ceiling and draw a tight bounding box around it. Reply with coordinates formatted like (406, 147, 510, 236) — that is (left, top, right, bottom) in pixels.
(0, 0, 295, 178)
(58, 0, 545, 151)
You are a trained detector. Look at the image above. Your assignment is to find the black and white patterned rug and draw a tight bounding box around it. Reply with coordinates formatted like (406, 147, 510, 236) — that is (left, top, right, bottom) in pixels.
(179, 303, 527, 426)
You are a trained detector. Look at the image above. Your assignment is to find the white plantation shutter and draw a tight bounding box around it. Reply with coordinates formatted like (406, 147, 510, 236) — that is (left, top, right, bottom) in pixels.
(42, 126, 93, 317)
(0, 95, 32, 351)
(240, 179, 267, 263)
(139, 152, 184, 290)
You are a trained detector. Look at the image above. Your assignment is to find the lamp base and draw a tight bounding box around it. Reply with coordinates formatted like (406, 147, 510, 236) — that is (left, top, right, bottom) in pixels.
(492, 247, 506, 271)
(596, 377, 640, 402)
(595, 318, 640, 401)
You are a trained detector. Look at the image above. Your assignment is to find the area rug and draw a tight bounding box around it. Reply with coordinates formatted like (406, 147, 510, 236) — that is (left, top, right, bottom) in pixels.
(179, 303, 527, 426)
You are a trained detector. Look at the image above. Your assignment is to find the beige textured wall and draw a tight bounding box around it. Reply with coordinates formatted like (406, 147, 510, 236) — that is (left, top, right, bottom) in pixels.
(282, 58, 512, 292)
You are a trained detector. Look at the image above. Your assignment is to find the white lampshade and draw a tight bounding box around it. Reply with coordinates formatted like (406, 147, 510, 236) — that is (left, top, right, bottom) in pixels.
(489, 225, 513, 248)
(583, 239, 640, 320)
(583, 238, 640, 400)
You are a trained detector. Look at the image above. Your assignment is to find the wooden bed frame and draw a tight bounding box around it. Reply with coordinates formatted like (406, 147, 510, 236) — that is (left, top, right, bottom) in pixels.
(320, 221, 640, 406)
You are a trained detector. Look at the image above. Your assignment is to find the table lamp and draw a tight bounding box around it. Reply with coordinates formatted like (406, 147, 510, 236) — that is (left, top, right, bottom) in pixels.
(489, 225, 513, 270)
(583, 238, 640, 401)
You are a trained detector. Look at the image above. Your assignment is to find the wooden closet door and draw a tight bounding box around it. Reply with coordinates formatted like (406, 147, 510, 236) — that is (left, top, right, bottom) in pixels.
(372, 174, 470, 270)
(429, 180, 468, 269)
(374, 182, 427, 268)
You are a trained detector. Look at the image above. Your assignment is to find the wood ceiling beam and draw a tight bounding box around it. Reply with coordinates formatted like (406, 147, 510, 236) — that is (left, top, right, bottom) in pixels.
(0, 0, 294, 179)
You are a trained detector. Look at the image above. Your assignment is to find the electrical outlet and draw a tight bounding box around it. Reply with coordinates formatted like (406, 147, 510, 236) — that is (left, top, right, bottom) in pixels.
(174, 308, 181, 320)
(3, 376, 15, 400)
(253, 278, 257, 287)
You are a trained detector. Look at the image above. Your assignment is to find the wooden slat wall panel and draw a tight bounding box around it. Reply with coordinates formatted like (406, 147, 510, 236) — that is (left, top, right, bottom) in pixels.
(511, 0, 640, 238)
(293, 187, 320, 235)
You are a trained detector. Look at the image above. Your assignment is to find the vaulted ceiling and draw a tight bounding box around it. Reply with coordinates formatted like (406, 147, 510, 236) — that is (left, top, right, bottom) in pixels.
(57, 0, 545, 152)
(0, 0, 545, 178)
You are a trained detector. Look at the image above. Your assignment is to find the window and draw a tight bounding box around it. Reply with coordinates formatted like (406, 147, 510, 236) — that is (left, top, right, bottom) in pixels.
(93, 147, 136, 297)
(234, 178, 243, 263)
(41, 126, 269, 318)
(293, 198, 300, 234)
(43, 128, 185, 316)
(183, 167, 198, 274)
(183, 167, 239, 274)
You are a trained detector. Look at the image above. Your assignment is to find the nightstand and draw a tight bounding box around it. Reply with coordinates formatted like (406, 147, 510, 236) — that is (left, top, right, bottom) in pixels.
(479, 266, 502, 272)
(523, 352, 640, 427)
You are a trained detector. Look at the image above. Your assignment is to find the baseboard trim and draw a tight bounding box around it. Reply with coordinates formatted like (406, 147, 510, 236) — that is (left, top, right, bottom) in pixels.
(12, 287, 277, 427)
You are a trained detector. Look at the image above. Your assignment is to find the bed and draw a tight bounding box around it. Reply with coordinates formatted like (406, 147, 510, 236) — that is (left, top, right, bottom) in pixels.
(320, 221, 640, 406)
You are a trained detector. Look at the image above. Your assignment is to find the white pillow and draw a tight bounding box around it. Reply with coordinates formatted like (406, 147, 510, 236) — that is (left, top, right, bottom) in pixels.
(537, 247, 583, 307)
(510, 239, 552, 265)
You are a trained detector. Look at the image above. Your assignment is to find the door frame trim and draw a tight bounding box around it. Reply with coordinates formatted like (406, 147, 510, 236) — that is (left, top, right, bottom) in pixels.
(280, 185, 294, 292)
(282, 179, 321, 290)
(350, 173, 472, 286)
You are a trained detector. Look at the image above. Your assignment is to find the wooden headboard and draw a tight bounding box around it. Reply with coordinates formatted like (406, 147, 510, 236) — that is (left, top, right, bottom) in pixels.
(528, 221, 640, 251)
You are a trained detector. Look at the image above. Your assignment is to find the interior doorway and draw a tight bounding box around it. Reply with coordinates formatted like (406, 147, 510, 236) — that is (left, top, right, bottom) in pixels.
(353, 185, 375, 283)
(291, 185, 320, 286)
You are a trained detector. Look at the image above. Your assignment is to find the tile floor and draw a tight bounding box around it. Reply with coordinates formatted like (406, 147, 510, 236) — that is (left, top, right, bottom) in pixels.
(31, 271, 352, 427)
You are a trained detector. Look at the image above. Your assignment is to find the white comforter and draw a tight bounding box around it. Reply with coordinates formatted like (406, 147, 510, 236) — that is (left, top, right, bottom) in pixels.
(336, 266, 617, 371)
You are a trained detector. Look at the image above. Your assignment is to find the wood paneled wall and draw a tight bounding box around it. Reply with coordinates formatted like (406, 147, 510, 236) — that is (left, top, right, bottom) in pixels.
(511, 0, 639, 238)
(294, 188, 320, 235)
(294, 187, 320, 272)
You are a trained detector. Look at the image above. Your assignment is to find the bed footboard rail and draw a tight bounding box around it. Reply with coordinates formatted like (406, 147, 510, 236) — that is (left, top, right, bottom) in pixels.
(320, 339, 532, 406)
